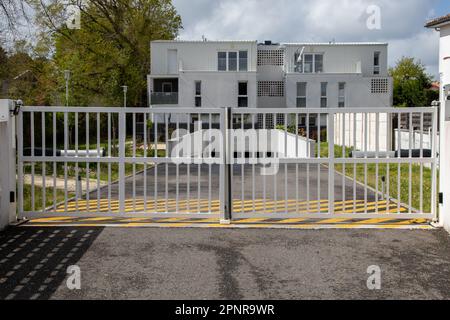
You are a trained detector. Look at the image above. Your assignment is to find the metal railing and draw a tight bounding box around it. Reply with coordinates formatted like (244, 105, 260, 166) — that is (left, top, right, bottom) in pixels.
(150, 92, 178, 104)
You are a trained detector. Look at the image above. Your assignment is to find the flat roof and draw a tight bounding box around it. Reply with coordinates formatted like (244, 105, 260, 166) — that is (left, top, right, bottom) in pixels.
(281, 42, 387, 46)
(151, 40, 387, 46)
(425, 13, 450, 28)
(151, 40, 257, 44)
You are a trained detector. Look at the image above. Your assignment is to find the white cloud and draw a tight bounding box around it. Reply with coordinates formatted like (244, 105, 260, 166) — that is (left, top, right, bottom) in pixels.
(173, 0, 442, 77)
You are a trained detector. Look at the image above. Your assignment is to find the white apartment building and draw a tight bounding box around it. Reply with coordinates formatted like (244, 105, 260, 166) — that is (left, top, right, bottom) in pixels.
(148, 40, 392, 125)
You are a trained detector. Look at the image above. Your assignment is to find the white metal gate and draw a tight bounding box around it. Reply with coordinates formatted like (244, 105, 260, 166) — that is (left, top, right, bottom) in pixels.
(16, 106, 438, 221)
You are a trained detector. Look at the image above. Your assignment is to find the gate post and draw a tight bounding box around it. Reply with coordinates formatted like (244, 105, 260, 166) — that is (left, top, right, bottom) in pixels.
(328, 111, 335, 215)
(0, 99, 17, 230)
(118, 109, 126, 214)
(220, 107, 232, 224)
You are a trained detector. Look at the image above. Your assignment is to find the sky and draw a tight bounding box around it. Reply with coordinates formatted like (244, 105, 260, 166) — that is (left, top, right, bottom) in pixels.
(173, 0, 449, 80)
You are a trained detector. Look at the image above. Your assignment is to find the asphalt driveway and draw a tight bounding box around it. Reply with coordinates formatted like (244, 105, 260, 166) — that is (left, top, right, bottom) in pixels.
(1, 226, 450, 300)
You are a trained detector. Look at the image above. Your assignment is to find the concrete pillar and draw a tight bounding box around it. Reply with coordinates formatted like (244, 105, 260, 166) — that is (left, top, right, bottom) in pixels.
(437, 24, 450, 232)
(0, 99, 17, 230)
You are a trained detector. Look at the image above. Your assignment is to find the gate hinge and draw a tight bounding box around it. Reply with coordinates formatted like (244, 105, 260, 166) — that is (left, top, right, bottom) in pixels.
(439, 192, 443, 205)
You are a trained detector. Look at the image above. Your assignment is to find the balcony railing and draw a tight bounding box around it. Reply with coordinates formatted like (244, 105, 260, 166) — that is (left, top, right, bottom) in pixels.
(151, 92, 178, 105)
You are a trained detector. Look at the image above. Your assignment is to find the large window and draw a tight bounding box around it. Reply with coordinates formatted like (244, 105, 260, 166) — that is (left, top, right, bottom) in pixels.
(228, 52, 237, 71)
(195, 81, 202, 107)
(238, 81, 248, 107)
(239, 51, 248, 71)
(320, 82, 327, 108)
(296, 82, 307, 108)
(218, 52, 227, 71)
(373, 51, 380, 75)
(338, 82, 346, 108)
(218, 51, 248, 72)
(294, 53, 324, 73)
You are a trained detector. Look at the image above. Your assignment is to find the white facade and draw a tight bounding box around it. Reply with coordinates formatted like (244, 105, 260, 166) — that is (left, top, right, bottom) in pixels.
(148, 40, 393, 120)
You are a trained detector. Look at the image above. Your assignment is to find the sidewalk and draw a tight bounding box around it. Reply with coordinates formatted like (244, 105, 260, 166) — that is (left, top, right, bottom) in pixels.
(23, 174, 107, 191)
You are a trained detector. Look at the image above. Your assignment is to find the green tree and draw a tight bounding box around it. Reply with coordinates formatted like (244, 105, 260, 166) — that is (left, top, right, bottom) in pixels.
(34, 0, 182, 107)
(389, 57, 435, 107)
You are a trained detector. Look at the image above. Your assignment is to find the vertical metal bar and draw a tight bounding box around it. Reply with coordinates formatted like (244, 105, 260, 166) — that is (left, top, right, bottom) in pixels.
(219, 108, 227, 220)
(17, 111, 24, 216)
(75, 113, 79, 212)
(175, 118, 179, 213)
(317, 113, 321, 213)
(197, 112, 201, 213)
(64, 112, 68, 212)
(295, 113, 299, 213)
(306, 113, 310, 212)
(420, 112, 424, 213)
(273, 113, 277, 214)
(263, 113, 266, 212)
(353, 113, 357, 213)
(186, 113, 191, 213)
(328, 111, 335, 215)
(133, 112, 136, 212)
(86, 112, 90, 211)
(252, 113, 256, 213)
(241, 113, 244, 214)
(342, 112, 346, 208)
(284, 112, 288, 213)
(364, 112, 368, 214)
(30, 112, 35, 212)
(165, 114, 169, 213)
(52, 112, 56, 212)
(397, 112, 401, 213)
(108, 113, 111, 212)
(41, 112, 46, 212)
(408, 112, 413, 213)
(118, 110, 126, 214)
(375, 113, 379, 213)
(97, 112, 101, 213)
(143, 112, 147, 212)
(209, 113, 212, 213)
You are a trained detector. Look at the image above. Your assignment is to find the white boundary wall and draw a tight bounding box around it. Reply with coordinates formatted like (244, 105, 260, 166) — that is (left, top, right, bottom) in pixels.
(334, 113, 390, 152)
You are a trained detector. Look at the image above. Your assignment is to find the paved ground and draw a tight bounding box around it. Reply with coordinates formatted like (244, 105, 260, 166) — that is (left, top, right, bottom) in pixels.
(1, 226, 450, 300)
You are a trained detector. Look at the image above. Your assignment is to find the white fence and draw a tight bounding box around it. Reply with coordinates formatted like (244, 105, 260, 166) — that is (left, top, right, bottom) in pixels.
(394, 129, 439, 151)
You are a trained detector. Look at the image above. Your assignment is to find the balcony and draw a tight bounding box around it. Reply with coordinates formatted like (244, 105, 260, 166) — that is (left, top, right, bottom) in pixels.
(151, 92, 178, 105)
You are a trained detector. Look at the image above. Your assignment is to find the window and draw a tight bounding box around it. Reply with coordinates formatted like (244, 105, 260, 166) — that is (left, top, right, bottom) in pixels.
(296, 82, 307, 108)
(228, 52, 237, 71)
(195, 81, 201, 107)
(294, 53, 324, 73)
(218, 52, 227, 71)
(320, 82, 327, 108)
(239, 51, 248, 71)
(162, 82, 172, 93)
(338, 82, 345, 108)
(374, 51, 380, 75)
(218, 51, 248, 71)
(304, 54, 313, 73)
(238, 81, 248, 107)
(315, 54, 323, 73)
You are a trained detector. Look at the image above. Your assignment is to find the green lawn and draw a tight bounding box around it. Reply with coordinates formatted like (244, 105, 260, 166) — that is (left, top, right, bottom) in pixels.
(23, 184, 73, 212)
(23, 138, 166, 182)
(318, 142, 437, 213)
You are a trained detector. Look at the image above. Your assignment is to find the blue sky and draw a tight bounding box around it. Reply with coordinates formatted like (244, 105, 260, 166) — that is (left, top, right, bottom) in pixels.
(173, 0, 450, 79)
